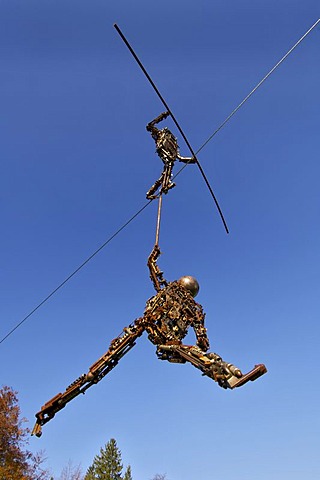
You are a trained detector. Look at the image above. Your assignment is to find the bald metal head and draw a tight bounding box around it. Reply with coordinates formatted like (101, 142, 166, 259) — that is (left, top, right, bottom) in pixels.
(177, 276, 200, 298)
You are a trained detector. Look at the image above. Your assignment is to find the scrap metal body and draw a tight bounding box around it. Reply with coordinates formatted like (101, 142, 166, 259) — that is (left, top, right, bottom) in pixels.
(32, 271, 266, 437)
(146, 111, 195, 199)
(32, 112, 266, 438)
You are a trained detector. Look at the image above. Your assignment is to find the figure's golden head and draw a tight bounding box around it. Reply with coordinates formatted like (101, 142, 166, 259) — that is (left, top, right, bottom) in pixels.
(177, 276, 199, 298)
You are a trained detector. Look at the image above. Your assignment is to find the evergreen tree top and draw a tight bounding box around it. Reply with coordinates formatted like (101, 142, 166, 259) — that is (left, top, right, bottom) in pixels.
(85, 438, 132, 480)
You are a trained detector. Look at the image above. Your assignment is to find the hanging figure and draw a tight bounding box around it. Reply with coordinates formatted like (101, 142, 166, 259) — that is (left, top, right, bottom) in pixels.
(146, 111, 196, 199)
(32, 243, 266, 438)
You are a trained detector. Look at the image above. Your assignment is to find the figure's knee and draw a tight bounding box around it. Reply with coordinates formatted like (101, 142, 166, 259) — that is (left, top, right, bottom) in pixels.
(146, 178, 162, 199)
(156, 344, 186, 363)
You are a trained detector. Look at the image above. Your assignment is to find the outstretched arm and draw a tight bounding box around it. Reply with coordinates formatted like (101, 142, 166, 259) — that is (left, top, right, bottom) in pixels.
(32, 318, 145, 437)
(177, 154, 196, 164)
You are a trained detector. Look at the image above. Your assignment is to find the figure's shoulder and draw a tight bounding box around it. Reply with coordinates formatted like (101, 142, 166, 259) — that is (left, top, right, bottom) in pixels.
(145, 282, 177, 309)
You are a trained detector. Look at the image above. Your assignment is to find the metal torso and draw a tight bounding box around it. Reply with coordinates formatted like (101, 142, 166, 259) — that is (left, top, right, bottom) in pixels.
(156, 128, 179, 163)
(143, 281, 204, 345)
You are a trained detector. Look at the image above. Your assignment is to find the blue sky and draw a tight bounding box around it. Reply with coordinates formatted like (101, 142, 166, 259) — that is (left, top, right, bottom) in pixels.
(1, 1, 320, 479)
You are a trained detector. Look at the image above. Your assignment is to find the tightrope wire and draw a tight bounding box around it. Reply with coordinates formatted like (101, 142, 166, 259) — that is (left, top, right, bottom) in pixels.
(174, 18, 320, 179)
(0, 201, 151, 345)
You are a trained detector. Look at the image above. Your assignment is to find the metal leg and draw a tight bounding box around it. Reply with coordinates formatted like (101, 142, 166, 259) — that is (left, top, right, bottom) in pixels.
(32, 318, 145, 437)
(146, 175, 163, 200)
(146, 162, 175, 200)
(156, 344, 266, 389)
(160, 162, 175, 194)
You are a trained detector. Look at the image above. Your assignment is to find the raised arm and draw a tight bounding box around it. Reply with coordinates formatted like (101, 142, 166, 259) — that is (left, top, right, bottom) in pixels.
(146, 111, 170, 135)
(147, 244, 168, 292)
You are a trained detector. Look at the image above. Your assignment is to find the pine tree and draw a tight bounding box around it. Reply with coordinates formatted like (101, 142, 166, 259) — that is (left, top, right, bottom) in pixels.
(84, 465, 95, 480)
(123, 465, 132, 480)
(84, 439, 131, 480)
(95, 440, 122, 479)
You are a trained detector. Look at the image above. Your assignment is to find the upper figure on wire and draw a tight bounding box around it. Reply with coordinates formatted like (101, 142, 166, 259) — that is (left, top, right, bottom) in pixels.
(146, 111, 196, 200)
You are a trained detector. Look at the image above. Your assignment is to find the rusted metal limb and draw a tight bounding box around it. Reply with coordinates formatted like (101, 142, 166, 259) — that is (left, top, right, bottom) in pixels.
(32, 318, 145, 437)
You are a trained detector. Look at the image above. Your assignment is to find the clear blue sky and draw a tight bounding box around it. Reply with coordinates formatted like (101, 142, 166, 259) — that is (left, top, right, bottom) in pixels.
(1, 1, 320, 479)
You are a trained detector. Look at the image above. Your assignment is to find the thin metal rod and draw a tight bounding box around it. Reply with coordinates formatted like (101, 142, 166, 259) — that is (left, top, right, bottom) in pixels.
(196, 18, 320, 155)
(155, 194, 163, 245)
(114, 23, 229, 234)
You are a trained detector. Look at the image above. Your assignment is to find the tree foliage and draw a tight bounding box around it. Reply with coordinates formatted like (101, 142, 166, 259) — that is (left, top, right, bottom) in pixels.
(0, 385, 49, 480)
(122, 465, 132, 480)
(84, 439, 131, 480)
(84, 465, 95, 480)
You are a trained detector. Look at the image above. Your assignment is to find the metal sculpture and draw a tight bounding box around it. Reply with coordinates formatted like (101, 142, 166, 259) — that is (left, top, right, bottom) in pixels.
(113, 23, 230, 234)
(32, 131, 266, 437)
(32, 239, 266, 437)
(146, 111, 195, 199)
(32, 24, 269, 437)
